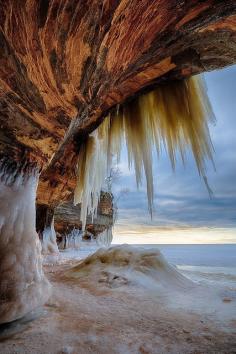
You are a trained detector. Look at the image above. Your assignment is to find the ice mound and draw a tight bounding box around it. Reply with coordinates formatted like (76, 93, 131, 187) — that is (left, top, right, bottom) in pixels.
(66, 245, 193, 291)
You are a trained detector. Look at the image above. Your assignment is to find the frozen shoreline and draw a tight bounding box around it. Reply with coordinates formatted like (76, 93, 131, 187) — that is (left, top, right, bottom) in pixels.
(0, 244, 235, 354)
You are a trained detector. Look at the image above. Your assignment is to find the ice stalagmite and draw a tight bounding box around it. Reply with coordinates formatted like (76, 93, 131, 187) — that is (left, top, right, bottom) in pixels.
(96, 227, 113, 248)
(0, 170, 50, 324)
(58, 228, 82, 250)
(41, 217, 59, 255)
(75, 75, 214, 229)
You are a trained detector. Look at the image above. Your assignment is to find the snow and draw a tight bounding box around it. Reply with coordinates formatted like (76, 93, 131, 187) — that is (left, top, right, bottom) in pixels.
(0, 243, 236, 354)
(66, 244, 192, 292)
(0, 244, 235, 353)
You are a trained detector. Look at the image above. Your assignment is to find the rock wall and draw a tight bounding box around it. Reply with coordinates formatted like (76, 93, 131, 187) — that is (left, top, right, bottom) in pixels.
(54, 192, 113, 237)
(0, 1, 235, 206)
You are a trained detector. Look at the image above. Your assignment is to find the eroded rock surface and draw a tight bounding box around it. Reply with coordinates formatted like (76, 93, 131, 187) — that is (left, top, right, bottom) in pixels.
(0, 1, 235, 205)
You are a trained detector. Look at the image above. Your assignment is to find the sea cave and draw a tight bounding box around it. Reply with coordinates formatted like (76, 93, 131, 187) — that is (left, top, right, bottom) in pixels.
(0, 1, 236, 353)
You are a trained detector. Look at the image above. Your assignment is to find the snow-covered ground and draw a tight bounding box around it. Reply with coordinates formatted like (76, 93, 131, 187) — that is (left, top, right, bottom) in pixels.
(0, 244, 235, 354)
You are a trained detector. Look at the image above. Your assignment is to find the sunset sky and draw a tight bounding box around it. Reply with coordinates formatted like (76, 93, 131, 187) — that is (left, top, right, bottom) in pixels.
(112, 65, 236, 244)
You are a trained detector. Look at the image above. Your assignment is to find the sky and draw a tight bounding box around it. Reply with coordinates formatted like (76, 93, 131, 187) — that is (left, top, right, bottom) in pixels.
(112, 65, 236, 244)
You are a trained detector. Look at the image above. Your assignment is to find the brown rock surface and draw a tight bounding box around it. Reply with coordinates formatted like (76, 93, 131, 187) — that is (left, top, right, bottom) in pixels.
(54, 192, 113, 237)
(0, 1, 236, 205)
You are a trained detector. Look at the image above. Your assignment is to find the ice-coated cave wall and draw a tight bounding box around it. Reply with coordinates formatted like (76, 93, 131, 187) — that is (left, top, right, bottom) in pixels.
(0, 171, 50, 324)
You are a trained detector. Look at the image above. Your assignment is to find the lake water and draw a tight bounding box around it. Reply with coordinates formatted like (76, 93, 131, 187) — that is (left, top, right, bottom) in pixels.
(138, 244, 236, 267)
(144, 244, 236, 287)
(112, 244, 236, 287)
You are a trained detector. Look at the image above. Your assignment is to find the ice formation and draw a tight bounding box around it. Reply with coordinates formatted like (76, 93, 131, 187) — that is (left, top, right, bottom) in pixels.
(75, 75, 214, 227)
(66, 245, 192, 291)
(58, 228, 83, 249)
(74, 119, 110, 230)
(96, 227, 113, 248)
(0, 172, 50, 324)
(41, 217, 59, 255)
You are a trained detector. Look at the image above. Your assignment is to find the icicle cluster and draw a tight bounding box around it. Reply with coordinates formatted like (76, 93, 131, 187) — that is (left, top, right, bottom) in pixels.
(74, 119, 110, 230)
(74, 75, 214, 229)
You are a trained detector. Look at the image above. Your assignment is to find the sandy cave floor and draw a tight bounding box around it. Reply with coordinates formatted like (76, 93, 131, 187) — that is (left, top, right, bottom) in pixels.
(0, 248, 236, 354)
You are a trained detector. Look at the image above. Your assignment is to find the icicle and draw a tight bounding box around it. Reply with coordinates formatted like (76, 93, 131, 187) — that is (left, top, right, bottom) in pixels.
(117, 75, 215, 213)
(74, 118, 110, 230)
(74, 75, 214, 228)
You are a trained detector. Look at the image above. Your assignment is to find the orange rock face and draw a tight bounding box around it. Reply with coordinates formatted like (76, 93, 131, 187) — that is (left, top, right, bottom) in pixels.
(0, 1, 236, 205)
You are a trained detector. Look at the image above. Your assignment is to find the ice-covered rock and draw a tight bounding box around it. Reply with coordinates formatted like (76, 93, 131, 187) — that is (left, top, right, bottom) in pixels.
(0, 173, 50, 324)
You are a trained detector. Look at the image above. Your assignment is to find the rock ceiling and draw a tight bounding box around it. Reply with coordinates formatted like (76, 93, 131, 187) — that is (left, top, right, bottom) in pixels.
(0, 0, 235, 206)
